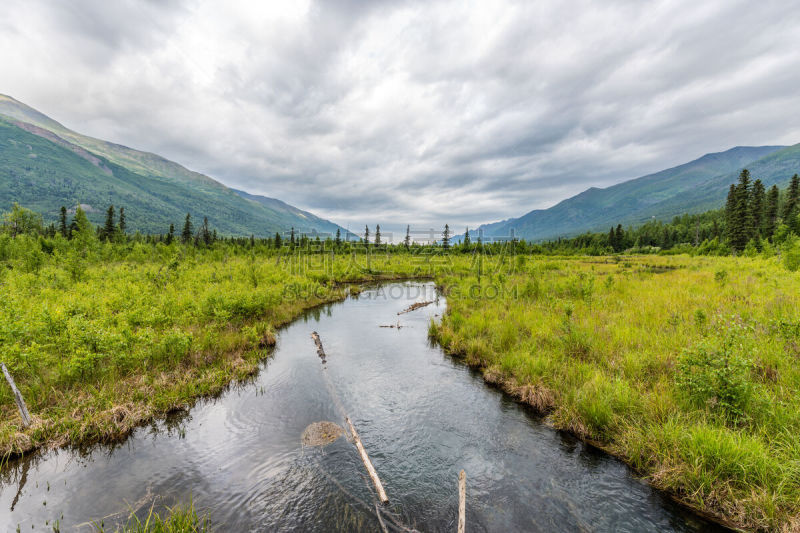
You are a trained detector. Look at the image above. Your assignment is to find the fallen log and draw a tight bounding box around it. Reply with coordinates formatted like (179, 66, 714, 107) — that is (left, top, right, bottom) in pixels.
(310, 331, 326, 360)
(397, 300, 434, 315)
(458, 469, 466, 533)
(346, 417, 389, 504)
(2, 362, 32, 428)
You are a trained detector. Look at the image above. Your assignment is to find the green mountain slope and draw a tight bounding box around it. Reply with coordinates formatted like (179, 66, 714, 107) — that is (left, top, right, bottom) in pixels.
(0, 94, 344, 236)
(477, 145, 795, 241)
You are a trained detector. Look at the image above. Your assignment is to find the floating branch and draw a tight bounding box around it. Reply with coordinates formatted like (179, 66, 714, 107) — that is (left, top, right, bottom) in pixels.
(2, 363, 32, 428)
(458, 470, 466, 533)
(346, 417, 389, 504)
(397, 301, 434, 315)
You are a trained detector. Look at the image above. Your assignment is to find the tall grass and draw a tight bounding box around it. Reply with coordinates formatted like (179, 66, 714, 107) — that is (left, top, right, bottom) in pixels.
(432, 255, 800, 531)
(0, 236, 423, 457)
(93, 502, 208, 533)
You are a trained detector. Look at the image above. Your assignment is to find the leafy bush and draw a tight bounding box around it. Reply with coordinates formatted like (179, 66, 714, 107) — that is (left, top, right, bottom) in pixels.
(783, 242, 800, 272)
(676, 322, 755, 421)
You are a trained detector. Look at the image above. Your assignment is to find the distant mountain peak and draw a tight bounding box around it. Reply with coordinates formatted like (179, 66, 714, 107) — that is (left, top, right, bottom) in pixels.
(0, 95, 347, 236)
(476, 144, 795, 241)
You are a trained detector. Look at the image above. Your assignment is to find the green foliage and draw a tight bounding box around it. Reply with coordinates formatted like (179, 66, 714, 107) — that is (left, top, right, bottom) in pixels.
(93, 501, 209, 532)
(676, 322, 755, 421)
(432, 255, 800, 530)
(1, 202, 42, 236)
(783, 240, 800, 272)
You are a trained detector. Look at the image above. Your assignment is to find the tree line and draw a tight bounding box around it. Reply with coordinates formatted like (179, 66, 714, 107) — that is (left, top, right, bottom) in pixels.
(2, 170, 799, 257)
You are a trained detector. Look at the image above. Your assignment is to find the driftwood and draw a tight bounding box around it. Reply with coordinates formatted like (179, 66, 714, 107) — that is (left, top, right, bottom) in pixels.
(311, 331, 326, 361)
(346, 417, 389, 504)
(2, 362, 32, 428)
(397, 301, 434, 315)
(458, 470, 466, 533)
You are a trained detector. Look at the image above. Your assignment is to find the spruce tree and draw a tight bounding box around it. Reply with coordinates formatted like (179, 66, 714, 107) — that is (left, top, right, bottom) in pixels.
(615, 224, 624, 251)
(404, 225, 411, 249)
(765, 185, 780, 239)
(118, 207, 126, 236)
(335, 228, 341, 246)
(784, 174, 800, 231)
(363, 225, 369, 244)
(374, 225, 381, 245)
(729, 169, 754, 251)
(290, 227, 295, 246)
(166, 223, 175, 244)
(608, 227, 616, 250)
(274, 232, 282, 248)
(750, 179, 765, 238)
(724, 183, 737, 238)
(182, 213, 193, 243)
(59, 206, 68, 237)
(102, 205, 116, 242)
(442, 224, 450, 249)
(463, 227, 471, 247)
(201, 217, 211, 245)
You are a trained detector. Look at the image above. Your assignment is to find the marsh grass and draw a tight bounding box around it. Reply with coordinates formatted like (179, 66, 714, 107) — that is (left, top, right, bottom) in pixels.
(0, 240, 422, 457)
(431, 255, 800, 531)
(93, 501, 208, 533)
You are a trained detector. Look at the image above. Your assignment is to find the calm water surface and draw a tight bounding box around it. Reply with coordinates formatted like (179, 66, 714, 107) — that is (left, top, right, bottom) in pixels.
(0, 282, 727, 532)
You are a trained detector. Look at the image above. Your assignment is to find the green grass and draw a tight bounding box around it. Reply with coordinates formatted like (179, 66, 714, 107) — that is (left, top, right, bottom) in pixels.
(431, 255, 800, 531)
(2, 229, 799, 530)
(0, 235, 425, 457)
(93, 502, 208, 533)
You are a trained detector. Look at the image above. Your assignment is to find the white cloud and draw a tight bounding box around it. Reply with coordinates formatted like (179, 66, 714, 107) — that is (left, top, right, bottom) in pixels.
(2, 0, 800, 236)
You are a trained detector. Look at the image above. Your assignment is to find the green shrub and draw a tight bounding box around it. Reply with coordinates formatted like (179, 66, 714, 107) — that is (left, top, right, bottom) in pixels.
(676, 322, 755, 421)
(783, 242, 800, 272)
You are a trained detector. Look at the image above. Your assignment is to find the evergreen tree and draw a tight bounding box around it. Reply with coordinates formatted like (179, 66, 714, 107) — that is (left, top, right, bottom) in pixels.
(363, 225, 369, 244)
(750, 179, 766, 238)
(404, 225, 411, 248)
(335, 228, 341, 246)
(608, 227, 616, 250)
(102, 205, 116, 242)
(374, 225, 381, 245)
(729, 169, 754, 251)
(290, 227, 295, 246)
(724, 183, 737, 237)
(201, 217, 211, 245)
(463, 227, 471, 247)
(615, 224, 624, 251)
(442, 224, 450, 249)
(59, 206, 68, 238)
(181, 213, 193, 243)
(166, 223, 175, 244)
(274, 232, 282, 248)
(118, 207, 126, 236)
(784, 174, 800, 231)
(765, 185, 780, 239)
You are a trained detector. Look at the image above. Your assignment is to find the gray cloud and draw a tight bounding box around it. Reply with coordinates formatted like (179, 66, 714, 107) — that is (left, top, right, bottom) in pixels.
(2, 0, 800, 238)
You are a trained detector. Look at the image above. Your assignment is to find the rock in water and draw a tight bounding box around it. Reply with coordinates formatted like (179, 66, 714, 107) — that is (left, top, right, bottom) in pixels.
(302, 421, 344, 447)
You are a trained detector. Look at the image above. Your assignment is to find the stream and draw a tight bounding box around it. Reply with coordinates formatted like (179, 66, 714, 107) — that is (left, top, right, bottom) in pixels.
(0, 282, 727, 532)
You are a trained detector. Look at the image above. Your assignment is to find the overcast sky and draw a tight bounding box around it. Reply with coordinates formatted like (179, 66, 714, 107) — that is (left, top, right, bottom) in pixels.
(2, 0, 800, 237)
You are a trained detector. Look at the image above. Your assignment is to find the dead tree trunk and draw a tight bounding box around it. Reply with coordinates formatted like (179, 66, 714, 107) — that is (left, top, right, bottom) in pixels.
(2, 363, 31, 428)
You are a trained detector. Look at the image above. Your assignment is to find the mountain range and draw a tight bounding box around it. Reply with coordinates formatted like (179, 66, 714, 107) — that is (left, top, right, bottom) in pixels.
(2, 94, 799, 242)
(0, 94, 344, 236)
(473, 144, 800, 241)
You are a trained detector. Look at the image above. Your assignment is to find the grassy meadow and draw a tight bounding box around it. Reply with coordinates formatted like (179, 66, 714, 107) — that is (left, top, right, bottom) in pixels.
(2, 225, 800, 530)
(0, 234, 426, 457)
(431, 254, 800, 531)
